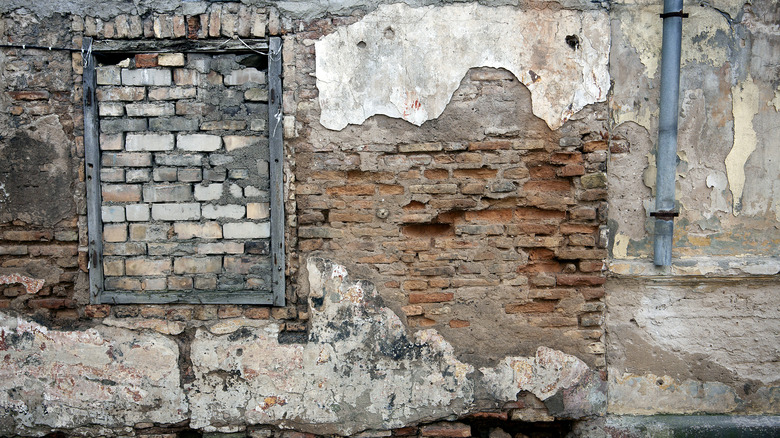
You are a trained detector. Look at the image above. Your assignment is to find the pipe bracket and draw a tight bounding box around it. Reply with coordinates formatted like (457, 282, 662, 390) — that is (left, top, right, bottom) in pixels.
(660, 11, 689, 19)
(650, 210, 680, 220)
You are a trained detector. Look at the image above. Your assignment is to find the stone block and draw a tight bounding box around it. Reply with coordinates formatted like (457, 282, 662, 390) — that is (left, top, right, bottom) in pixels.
(143, 184, 192, 202)
(151, 203, 201, 221)
(202, 204, 244, 219)
(246, 203, 269, 220)
(125, 257, 172, 276)
(177, 134, 222, 152)
(101, 206, 126, 222)
(173, 256, 222, 274)
(223, 67, 265, 85)
(102, 184, 142, 202)
(194, 183, 224, 201)
(103, 224, 128, 242)
(125, 103, 175, 117)
(102, 152, 153, 167)
(149, 117, 199, 132)
(101, 118, 147, 134)
(122, 68, 172, 86)
(125, 204, 150, 221)
(223, 135, 259, 152)
(125, 133, 175, 151)
(222, 222, 270, 239)
(174, 222, 222, 239)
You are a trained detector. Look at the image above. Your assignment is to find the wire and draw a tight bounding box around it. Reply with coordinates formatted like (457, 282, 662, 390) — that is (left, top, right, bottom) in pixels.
(0, 43, 80, 52)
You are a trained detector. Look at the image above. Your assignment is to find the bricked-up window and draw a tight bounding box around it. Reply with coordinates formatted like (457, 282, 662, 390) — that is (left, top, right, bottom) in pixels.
(82, 37, 284, 305)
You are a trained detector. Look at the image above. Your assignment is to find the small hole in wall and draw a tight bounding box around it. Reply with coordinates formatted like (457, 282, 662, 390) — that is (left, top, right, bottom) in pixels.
(384, 26, 395, 39)
(565, 34, 580, 50)
(94, 53, 133, 66)
(357, 41, 367, 49)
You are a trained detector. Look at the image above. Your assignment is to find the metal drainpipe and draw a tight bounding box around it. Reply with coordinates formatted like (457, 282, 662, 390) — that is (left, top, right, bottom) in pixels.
(652, 0, 687, 266)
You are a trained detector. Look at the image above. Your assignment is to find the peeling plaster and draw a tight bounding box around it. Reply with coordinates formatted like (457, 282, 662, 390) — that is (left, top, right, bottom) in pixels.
(316, 3, 610, 131)
(725, 75, 759, 215)
(0, 274, 44, 294)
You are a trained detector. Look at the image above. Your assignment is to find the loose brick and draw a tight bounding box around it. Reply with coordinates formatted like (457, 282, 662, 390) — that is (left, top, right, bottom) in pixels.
(96, 66, 122, 85)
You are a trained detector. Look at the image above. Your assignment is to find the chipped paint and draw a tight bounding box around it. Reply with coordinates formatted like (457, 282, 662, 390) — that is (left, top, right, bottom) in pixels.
(316, 3, 610, 131)
(725, 75, 760, 215)
(612, 233, 631, 259)
(0, 273, 45, 294)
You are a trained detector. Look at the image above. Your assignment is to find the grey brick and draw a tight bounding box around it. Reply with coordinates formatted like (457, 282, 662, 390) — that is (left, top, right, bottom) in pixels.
(100, 168, 125, 182)
(125, 103, 175, 117)
(203, 168, 226, 182)
(99, 102, 125, 117)
(96, 66, 121, 85)
(101, 206, 125, 222)
(178, 168, 202, 182)
(100, 118, 147, 134)
(149, 117, 199, 132)
(148, 86, 197, 101)
(143, 184, 192, 202)
(125, 169, 151, 183)
(209, 154, 234, 166)
(153, 167, 178, 182)
(100, 133, 124, 151)
(151, 203, 201, 221)
(122, 68, 172, 86)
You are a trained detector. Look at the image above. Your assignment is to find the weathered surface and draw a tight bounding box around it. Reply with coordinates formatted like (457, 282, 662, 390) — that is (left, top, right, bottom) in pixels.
(0, 313, 187, 435)
(188, 258, 603, 434)
(316, 3, 610, 131)
(606, 279, 780, 415)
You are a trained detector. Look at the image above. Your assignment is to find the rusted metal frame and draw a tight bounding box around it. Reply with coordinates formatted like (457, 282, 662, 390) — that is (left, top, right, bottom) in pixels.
(83, 37, 105, 304)
(268, 36, 286, 307)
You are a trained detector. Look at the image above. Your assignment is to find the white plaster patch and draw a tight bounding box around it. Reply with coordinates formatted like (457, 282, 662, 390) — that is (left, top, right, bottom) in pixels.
(0, 273, 44, 294)
(316, 3, 610, 131)
(725, 75, 760, 215)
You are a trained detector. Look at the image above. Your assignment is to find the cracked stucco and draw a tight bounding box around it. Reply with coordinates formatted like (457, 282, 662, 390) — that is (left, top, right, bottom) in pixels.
(316, 3, 610, 131)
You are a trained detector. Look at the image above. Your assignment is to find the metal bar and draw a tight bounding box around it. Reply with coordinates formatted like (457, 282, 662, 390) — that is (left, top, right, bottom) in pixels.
(82, 37, 106, 303)
(100, 290, 275, 305)
(268, 36, 286, 307)
(92, 39, 269, 54)
(653, 0, 685, 266)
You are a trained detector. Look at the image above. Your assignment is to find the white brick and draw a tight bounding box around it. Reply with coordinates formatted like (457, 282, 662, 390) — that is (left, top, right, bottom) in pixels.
(194, 183, 223, 201)
(198, 242, 244, 254)
(101, 206, 126, 222)
(125, 102, 175, 117)
(151, 203, 201, 221)
(126, 133, 174, 151)
(125, 204, 150, 221)
(223, 135, 260, 152)
(223, 222, 270, 239)
(121, 68, 172, 86)
(177, 134, 221, 152)
(174, 222, 222, 239)
(244, 185, 266, 197)
(158, 53, 185, 66)
(229, 183, 243, 198)
(246, 203, 269, 220)
(223, 68, 265, 86)
(99, 102, 125, 116)
(203, 204, 244, 219)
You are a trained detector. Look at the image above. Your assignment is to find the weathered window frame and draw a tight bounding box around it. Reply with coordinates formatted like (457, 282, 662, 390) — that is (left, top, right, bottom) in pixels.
(82, 37, 285, 306)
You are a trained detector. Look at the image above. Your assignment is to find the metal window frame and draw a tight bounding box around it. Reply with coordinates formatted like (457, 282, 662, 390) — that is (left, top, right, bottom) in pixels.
(83, 36, 285, 306)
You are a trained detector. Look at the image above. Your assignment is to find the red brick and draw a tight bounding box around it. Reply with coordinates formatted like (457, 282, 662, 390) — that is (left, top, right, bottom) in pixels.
(581, 287, 605, 300)
(464, 412, 509, 421)
(579, 260, 604, 272)
(421, 422, 471, 437)
(527, 315, 579, 327)
(28, 298, 76, 309)
(505, 301, 556, 314)
(85, 304, 110, 318)
(551, 151, 583, 164)
(557, 248, 607, 260)
(408, 316, 437, 327)
(329, 212, 374, 223)
(449, 319, 470, 328)
(468, 140, 510, 151)
(243, 307, 271, 319)
(556, 274, 606, 286)
(7, 90, 49, 100)
(357, 254, 399, 263)
(524, 180, 571, 192)
(402, 224, 453, 237)
(514, 208, 566, 220)
(187, 16, 201, 39)
(529, 165, 557, 179)
(135, 53, 159, 67)
(311, 171, 347, 180)
(393, 427, 418, 436)
(378, 184, 404, 195)
(424, 169, 449, 180)
(326, 185, 375, 196)
(529, 288, 575, 299)
(403, 280, 428, 291)
(409, 292, 453, 304)
(464, 209, 513, 223)
(558, 164, 586, 177)
(583, 140, 608, 152)
(218, 305, 243, 318)
(453, 168, 498, 179)
(3, 230, 53, 241)
(505, 223, 557, 235)
(560, 224, 599, 234)
(520, 261, 563, 273)
(580, 189, 608, 201)
(403, 200, 426, 210)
